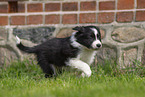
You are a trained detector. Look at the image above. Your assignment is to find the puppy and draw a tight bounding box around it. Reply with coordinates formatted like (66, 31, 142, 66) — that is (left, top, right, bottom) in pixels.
(16, 26, 102, 78)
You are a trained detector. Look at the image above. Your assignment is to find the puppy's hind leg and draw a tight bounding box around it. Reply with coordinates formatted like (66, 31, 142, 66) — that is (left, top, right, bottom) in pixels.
(38, 60, 56, 78)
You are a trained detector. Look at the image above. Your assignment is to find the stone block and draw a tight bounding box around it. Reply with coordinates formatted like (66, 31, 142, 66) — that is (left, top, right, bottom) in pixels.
(142, 47, 145, 65)
(100, 29, 105, 39)
(0, 48, 18, 66)
(0, 28, 8, 41)
(96, 46, 117, 65)
(123, 48, 137, 67)
(13, 27, 55, 44)
(112, 27, 145, 43)
(56, 28, 74, 38)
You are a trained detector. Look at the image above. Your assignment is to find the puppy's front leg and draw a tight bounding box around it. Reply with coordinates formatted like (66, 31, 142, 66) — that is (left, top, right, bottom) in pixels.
(68, 59, 92, 77)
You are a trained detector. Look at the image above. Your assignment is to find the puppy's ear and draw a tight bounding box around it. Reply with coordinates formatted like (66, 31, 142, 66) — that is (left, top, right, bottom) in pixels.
(72, 26, 85, 32)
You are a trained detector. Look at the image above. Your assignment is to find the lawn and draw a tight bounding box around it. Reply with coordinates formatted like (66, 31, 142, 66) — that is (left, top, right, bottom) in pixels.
(0, 60, 145, 97)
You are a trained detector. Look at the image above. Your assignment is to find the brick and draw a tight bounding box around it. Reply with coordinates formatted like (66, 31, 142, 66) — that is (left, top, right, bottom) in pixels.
(79, 13, 96, 23)
(62, 14, 77, 24)
(0, 4, 8, 13)
(11, 16, 25, 25)
(27, 3, 43, 12)
(98, 12, 114, 23)
(99, 1, 115, 10)
(136, 11, 145, 21)
(27, 15, 43, 25)
(0, 16, 8, 26)
(45, 3, 60, 12)
(8, 1, 18, 13)
(117, 0, 134, 10)
(137, 0, 145, 9)
(62, 2, 78, 11)
(18, 4, 25, 13)
(45, 15, 60, 24)
(80, 1, 96, 11)
(117, 12, 133, 22)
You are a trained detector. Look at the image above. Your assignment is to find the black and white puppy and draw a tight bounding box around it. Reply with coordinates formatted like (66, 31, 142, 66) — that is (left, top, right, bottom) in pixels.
(16, 26, 102, 78)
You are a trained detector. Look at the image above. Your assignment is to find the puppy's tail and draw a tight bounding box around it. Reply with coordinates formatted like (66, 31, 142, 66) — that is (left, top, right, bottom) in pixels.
(16, 36, 37, 53)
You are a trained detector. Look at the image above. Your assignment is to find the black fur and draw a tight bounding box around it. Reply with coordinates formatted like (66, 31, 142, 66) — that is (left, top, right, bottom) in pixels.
(17, 37, 80, 77)
(73, 26, 101, 49)
(17, 26, 101, 78)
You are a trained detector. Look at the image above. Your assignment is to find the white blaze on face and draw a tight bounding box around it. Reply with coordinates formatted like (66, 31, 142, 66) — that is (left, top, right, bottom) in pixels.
(91, 28, 102, 49)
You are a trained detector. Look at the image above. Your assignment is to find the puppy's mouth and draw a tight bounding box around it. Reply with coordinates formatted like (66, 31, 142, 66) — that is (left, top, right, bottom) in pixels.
(87, 45, 102, 50)
(93, 47, 102, 50)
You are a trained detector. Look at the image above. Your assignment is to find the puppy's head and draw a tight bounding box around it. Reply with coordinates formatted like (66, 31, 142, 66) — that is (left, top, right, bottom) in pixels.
(72, 26, 102, 49)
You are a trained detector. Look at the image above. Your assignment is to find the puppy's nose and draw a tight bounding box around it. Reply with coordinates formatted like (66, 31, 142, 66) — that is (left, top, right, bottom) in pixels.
(96, 44, 101, 48)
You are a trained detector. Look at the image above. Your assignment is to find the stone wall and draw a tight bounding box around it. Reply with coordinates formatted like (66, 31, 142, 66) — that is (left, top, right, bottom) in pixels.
(0, 0, 145, 67)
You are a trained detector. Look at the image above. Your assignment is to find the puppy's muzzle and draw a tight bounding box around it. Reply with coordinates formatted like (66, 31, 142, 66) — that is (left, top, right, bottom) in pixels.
(96, 44, 102, 48)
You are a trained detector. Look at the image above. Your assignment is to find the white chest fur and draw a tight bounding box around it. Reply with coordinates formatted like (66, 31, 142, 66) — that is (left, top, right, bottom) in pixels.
(79, 48, 97, 65)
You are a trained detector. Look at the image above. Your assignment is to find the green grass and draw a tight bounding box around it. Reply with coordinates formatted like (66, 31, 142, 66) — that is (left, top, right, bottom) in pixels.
(0, 60, 145, 97)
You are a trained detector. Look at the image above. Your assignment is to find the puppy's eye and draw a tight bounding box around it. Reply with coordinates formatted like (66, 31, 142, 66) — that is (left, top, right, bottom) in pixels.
(97, 34, 99, 38)
(90, 34, 95, 38)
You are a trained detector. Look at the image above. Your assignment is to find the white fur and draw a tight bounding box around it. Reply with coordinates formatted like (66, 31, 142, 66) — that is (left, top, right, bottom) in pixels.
(67, 48, 96, 77)
(68, 29, 102, 77)
(70, 32, 82, 48)
(92, 28, 98, 36)
(91, 28, 102, 49)
(16, 36, 21, 44)
(80, 48, 97, 65)
(92, 40, 102, 49)
(68, 58, 92, 77)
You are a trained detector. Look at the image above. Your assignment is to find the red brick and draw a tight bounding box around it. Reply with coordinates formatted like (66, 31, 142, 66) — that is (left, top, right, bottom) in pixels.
(98, 12, 114, 23)
(62, 14, 77, 24)
(8, 1, 18, 13)
(62, 2, 78, 11)
(27, 15, 43, 25)
(117, 12, 133, 22)
(18, 4, 25, 13)
(11, 16, 25, 25)
(80, 1, 96, 11)
(0, 16, 8, 26)
(117, 0, 134, 10)
(79, 13, 96, 23)
(45, 15, 60, 24)
(45, 3, 60, 12)
(136, 11, 145, 21)
(137, 0, 145, 9)
(0, 4, 8, 13)
(99, 1, 115, 10)
(27, 3, 43, 12)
